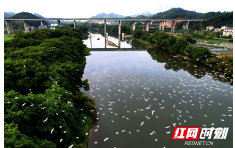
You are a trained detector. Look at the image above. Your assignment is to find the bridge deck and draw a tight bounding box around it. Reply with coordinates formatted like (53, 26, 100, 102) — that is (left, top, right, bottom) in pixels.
(4, 18, 205, 21)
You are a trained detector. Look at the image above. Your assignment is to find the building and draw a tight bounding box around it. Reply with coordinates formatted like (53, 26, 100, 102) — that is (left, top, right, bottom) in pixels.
(221, 26, 228, 30)
(206, 25, 214, 31)
(29, 26, 35, 31)
(107, 22, 118, 25)
(223, 27, 233, 36)
(51, 23, 58, 30)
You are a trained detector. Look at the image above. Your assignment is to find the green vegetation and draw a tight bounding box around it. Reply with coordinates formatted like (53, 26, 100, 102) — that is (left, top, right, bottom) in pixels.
(82, 79, 89, 91)
(4, 27, 96, 148)
(133, 31, 233, 76)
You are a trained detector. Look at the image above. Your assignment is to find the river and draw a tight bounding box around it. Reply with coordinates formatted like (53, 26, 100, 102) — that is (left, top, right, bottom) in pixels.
(81, 32, 233, 148)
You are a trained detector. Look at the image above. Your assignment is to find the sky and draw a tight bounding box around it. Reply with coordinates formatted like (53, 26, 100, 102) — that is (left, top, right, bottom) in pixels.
(2, 0, 234, 18)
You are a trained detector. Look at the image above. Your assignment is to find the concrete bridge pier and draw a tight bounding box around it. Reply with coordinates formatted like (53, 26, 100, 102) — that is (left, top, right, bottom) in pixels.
(118, 20, 121, 49)
(146, 20, 150, 31)
(159, 21, 162, 31)
(162, 21, 165, 31)
(5, 20, 14, 34)
(89, 21, 91, 32)
(57, 20, 60, 27)
(132, 20, 135, 30)
(104, 19, 106, 48)
(23, 20, 30, 32)
(41, 20, 45, 29)
(118, 20, 121, 37)
(74, 20, 76, 28)
(171, 21, 175, 33)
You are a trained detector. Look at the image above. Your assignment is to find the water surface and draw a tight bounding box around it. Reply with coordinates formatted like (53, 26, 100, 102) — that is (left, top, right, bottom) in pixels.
(81, 33, 233, 148)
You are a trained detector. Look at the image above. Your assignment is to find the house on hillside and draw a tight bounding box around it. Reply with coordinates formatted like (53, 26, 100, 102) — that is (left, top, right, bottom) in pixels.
(221, 26, 228, 30)
(223, 27, 233, 36)
(206, 25, 214, 31)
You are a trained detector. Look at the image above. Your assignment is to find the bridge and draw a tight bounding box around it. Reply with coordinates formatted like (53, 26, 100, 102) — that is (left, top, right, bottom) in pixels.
(4, 18, 205, 48)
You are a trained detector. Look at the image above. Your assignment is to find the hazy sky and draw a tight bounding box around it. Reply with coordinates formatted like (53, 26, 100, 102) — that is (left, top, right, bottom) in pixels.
(2, 0, 234, 18)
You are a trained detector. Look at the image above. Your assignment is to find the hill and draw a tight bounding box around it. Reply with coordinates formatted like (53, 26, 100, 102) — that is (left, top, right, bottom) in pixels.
(151, 8, 203, 19)
(7, 12, 48, 31)
(189, 12, 233, 30)
(91, 12, 124, 18)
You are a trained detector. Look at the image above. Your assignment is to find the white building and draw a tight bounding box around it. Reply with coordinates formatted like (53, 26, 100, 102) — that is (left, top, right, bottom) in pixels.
(223, 27, 233, 36)
(221, 26, 228, 30)
(206, 25, 214, 31)
(51, 23, 58, 30)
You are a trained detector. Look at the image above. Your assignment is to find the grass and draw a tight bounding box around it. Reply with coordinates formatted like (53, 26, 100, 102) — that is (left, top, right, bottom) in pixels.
(193, 38, 228, 44)
(4, 37, 13, 41)
(4, 34, 15, 41)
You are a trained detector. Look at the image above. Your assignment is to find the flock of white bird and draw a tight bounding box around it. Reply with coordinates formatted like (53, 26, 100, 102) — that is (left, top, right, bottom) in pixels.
(80, 60, 233, 148)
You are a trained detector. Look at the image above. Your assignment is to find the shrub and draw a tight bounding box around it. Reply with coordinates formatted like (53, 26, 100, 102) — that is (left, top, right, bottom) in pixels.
(192, 46, 211, 63)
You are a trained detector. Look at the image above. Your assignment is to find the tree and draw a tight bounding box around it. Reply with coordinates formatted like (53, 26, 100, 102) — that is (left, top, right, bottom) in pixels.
(132, 29, 142, 39)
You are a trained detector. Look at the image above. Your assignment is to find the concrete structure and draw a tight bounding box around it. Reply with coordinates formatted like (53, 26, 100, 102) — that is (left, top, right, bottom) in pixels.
(4, 18, 205, 48)
(132, 20, 135, 30)
(5, 20, 14, 34)
(104, 19, 106, 48)
(23, 20, 30, 32)
(146, 21, 150, 31)
(74, 20, 76, 28)
(223, 27, 233, 36)
(57, 20, 60, 27)
(206, 25, 214, 31)
(118, 20, 121, 49)
(41, 20, 45, 29)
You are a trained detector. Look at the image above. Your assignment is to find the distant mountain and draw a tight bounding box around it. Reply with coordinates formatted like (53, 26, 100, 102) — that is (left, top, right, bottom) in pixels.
(4, 12, 15, 18)
(130, 11, 153, 17)
(33, 13, 45, 18)
(91, 12, 124, 18)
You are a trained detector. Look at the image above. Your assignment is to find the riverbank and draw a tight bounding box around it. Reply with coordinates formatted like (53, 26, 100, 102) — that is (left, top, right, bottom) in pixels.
(132, 31, 233, 76)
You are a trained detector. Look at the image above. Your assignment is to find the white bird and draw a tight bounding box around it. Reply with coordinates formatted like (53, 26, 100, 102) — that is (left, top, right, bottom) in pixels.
(43, 118, 48, 122)
(95, 141, 97, 144)
(140, 122, 144, 126)
(51, 128, 54, 134)
(60, 139, 63, 142)
(152, 110, 155, 115)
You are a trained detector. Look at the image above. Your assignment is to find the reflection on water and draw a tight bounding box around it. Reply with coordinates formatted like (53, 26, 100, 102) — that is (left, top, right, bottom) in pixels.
(82, 33, 233, 148)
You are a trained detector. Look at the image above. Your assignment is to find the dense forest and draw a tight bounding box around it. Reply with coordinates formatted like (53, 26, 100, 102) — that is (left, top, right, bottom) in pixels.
(188, 12, 233, 30)
(4, 27, 97, 148)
